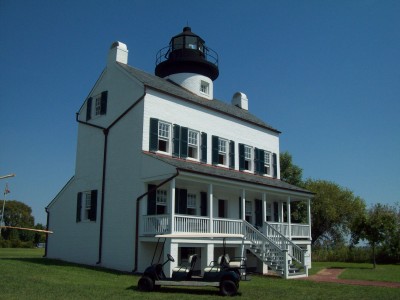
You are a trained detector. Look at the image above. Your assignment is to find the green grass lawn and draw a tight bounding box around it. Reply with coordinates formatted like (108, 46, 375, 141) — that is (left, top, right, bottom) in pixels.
(0, 248, 399, 300)
(311, 261, 400, 283)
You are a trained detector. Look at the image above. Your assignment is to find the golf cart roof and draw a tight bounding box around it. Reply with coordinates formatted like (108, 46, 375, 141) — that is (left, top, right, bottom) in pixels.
(155, 233, 244, 239)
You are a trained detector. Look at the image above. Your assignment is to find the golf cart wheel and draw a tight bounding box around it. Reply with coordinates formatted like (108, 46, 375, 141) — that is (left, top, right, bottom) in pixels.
(138, 276, 154, 292)
(220, 279, 237, 296)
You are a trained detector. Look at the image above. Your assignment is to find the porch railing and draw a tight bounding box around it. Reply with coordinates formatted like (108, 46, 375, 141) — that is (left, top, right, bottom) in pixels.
(213, 218, 243, 235)
(174, 215, 209, 233)
(268, 222, 310, 238)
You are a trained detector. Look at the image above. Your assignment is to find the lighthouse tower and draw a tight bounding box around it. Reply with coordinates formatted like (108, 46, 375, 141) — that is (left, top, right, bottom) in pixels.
(155, 27, 219, 100)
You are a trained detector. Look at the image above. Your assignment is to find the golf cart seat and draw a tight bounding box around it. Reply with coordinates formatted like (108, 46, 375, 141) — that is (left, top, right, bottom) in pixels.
(172, 254, 198, 280)
(204, 254, 227, 273)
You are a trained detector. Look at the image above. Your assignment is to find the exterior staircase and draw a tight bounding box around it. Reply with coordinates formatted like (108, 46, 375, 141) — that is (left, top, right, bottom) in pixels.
(243, 221, 308, 279)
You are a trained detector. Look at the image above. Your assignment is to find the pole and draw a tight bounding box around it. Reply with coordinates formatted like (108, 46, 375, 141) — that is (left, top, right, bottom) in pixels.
(0, 188, 6, 234)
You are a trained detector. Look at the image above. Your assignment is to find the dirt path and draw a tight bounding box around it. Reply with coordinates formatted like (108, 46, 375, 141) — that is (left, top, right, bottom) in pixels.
(299, 268, 400, 288)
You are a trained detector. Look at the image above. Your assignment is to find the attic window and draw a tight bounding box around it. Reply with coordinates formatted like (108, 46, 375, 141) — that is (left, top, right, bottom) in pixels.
(200, 81, 209, 95)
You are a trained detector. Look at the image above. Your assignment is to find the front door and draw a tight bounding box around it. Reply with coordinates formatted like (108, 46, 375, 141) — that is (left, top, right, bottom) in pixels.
(255, 199, 262, 227)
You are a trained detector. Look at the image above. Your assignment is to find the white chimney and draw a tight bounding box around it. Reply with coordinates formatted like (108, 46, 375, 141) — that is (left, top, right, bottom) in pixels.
(108, 41, 128, 65)
(232, 92, 248, 110)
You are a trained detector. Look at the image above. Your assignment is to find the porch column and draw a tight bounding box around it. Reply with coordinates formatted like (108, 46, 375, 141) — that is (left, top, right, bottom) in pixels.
(164, 239, 178, 277)
(262, 193, 267, 223)
(307, 198, 312, 240)
(209, 184, 213, 233)
(279, 202, 283, 223)
(169, 178, 176, 234)
(262, 193, 267, 235)
(241, 189, 246, 221)
(201, 243, 214, 276)
(287, 196, 291, 239)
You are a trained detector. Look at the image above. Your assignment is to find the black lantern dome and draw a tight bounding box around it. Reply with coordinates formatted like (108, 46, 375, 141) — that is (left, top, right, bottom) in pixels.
(155, 27, 219, 80)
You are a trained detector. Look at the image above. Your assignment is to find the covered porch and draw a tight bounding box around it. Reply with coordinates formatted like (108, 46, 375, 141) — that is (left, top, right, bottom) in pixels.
(139, 170, 312, 241)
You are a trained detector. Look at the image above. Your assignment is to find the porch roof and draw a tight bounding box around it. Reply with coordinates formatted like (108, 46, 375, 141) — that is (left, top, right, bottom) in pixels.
(144, 152, 313, 196)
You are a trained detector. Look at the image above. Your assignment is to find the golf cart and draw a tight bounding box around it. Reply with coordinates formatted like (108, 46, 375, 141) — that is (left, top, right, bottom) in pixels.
(138, 233, 247, 296)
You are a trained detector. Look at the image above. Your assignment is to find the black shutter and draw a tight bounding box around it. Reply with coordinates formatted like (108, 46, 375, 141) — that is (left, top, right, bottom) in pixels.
(100, 91, 108, 115)
(76, 192, 82, 222)
(259, 149, 265, 175)
(147, 184, 157, 215)
(149, 118, 159, 152)
(200, 192, 207, 216)
(172, 124, 181, 157)
(229, 140, 235, 169)
(254, 148, 260, 174)
(272, 153, 278, 178)
(211, 135, 219, 165)
(180, 127, 188, 159)
(239, 197, 242, 219)
(89, 190, 98, 221)
(255, 199, 262, 227)
(200, 132, 207, 163)
(239, 143, 245, 171)
(86, 97, 92, 121)
(175, 188, 188, 214)
(179, 189, 187, 214)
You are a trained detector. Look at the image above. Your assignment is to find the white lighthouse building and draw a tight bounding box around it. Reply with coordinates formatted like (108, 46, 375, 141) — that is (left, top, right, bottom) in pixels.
(46, 27, 313, 279)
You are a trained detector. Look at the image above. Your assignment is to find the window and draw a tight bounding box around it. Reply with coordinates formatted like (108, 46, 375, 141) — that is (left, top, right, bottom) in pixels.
(200, 81, 209, 95)
(156, 189, 167, 214)
(84, 192, 92, 220)
(76, 190, 97, 222)
(158, 121, 171, 152)
(86, 91, 107, 121)
(187, 193, 197, 215)
(218, 138, 227, 165)
(188, 130, 199, 159)
(95, 96, 102, 116)
(264, 151, 271, 175)
(266, 202, 272, 222)
(244, 145, 253, 171)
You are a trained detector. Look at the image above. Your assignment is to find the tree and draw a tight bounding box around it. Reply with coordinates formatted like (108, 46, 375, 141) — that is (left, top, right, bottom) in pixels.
(1, 200, 35, 242)
(303, 179, 366, 246)
(280, 151, 303, 186)
(352, 203, 398, 268)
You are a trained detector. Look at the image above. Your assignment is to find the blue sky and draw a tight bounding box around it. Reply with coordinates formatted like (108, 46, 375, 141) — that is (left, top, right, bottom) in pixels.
(1, 0, 399, 225)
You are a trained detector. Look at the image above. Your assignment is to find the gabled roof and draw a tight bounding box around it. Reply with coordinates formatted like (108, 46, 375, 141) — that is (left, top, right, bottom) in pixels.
(144, 152, 313, 196)
(117, 62, 280, 134)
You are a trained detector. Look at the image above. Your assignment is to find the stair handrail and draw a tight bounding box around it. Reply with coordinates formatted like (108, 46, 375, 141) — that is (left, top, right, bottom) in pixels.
(264, 222, 305, 265)
(242, 221, 287, 272)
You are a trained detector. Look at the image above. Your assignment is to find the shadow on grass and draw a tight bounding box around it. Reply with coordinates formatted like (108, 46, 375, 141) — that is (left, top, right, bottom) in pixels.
(126, 284, 241, 296)
(2, 257, 133, 276)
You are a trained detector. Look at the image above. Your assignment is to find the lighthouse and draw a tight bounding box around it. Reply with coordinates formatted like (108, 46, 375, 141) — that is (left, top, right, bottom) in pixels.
(155, 27, 219, 100)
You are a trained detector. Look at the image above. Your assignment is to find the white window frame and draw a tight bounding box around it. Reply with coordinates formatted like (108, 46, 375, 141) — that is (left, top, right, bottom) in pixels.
(218, 138, 228, 166)
(200, 80, 209, 95)
(187, 130, 199, 160)
(83, 191, 92, 221)
(158, 121, 171, 153)
(244, 145, 253, 172)
(264, 151, 271, 176)
(95, 95, 102, 116)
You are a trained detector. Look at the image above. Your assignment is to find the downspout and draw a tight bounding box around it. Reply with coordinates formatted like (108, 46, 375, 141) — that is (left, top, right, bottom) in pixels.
(132, 170, 180, 273)
(96, 128, 109, 264)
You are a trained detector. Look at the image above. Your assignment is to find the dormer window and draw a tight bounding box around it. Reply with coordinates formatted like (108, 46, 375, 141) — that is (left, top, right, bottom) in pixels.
(200, 81, 209, 95)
